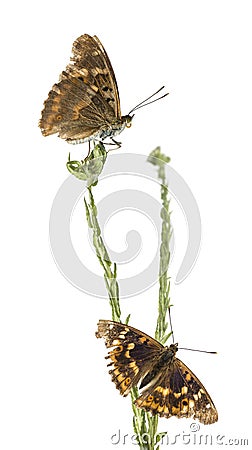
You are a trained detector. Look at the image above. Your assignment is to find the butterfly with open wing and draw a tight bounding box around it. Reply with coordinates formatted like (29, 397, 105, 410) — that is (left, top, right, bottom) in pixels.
(39, 34, 168, 148)
(96, 320, 218, 425)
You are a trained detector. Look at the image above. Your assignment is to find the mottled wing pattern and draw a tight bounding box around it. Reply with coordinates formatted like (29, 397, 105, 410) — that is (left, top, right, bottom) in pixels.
(96, 320, 218, 425)
(96, 320, 163, 396)
(39, 34, 121, 142)
(135, 357, 218, 425)
(68, 35, 121, 117)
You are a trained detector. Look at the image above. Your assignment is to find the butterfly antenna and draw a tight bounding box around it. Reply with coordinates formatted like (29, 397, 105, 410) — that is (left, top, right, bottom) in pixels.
(168, 306, 175, 344)
(179, 347, 217, 354)
(128, 86, 169, 114)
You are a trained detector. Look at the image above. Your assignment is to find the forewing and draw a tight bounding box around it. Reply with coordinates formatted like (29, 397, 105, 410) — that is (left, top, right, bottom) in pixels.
(96, 320, 163, 397)
(39, 34, 120, 141)
(69, 35, 121, 117)
(135, 357, 218, 425)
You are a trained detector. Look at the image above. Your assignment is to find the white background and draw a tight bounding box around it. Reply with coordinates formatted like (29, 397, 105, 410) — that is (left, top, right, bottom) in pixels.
(1, 0, 252, 448)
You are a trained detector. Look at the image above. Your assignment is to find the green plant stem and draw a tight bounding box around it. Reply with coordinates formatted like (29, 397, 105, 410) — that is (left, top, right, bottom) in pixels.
(154, 158, 172, 345)
(84, 186, 121, 322)
(84, 183, 157, 448)
(131, 148, 173, 450)
(147, 147, 173, 449)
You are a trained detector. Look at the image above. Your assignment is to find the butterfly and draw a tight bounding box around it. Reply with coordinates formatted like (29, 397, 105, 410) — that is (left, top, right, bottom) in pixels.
(96, 320, 218, 425)
(39, 34, 168, 147)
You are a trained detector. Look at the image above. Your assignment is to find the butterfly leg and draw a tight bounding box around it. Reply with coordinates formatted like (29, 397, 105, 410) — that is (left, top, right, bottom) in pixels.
(111, 138, 122, 149)
(101, 139, 122, 152)
(80, 142, 91, 164)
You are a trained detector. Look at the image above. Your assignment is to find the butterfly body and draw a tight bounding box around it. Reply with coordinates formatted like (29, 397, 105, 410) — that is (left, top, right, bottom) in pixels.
(139, 344, 178, 389)
(61, 114, 132, 145)
(96, 320, 218, 425)
(88, 114, 132, 144)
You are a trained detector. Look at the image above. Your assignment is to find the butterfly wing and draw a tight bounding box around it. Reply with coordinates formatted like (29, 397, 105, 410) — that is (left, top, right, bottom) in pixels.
(135, 357, 218, 425)
(39, 34, 121, 142)
(96, 320, 163, 397)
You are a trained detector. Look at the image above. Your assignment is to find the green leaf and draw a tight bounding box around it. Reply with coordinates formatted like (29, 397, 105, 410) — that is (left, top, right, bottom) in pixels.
(125, 314, 131, 325)
(66, 143, 107, 185)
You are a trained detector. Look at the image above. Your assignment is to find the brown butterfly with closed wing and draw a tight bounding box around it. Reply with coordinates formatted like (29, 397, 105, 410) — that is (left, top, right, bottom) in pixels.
(39, 34, 168, 148)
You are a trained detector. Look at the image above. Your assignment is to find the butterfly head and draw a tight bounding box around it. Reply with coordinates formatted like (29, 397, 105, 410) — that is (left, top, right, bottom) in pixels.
(162, 343, 178, 362)
(168, 343, 178, 354)
(122, 114, 134, 128)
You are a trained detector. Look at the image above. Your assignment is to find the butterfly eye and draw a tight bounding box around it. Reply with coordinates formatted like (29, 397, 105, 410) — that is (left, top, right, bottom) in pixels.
(125, 115, 133, 128)
(56, 115, 62, 121)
